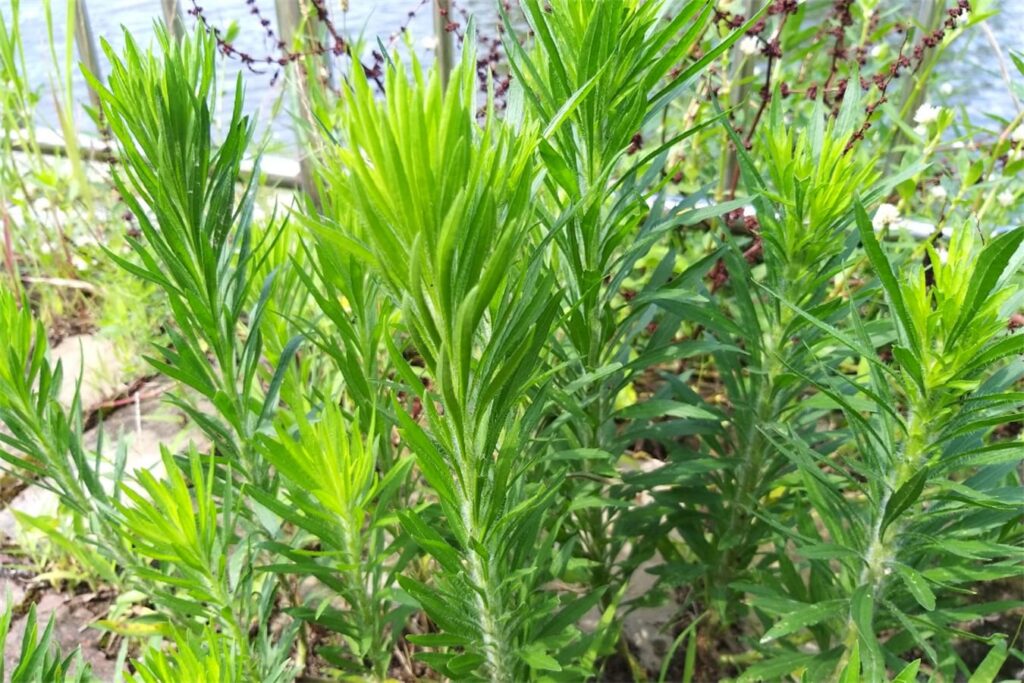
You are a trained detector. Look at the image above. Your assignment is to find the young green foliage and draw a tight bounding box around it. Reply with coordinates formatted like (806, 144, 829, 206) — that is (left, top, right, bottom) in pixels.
(504, 4, 761, 654)
(0, 286, 134, 592)
(83, 27, 318, 677)
(747, 218, 1024, 680)
(640, 92, 898, 628)
(760, 93, 880, 296)
(317, 38, 577, 680)
(128, 627, 297, 683)
(253, 406, 413, 677)
(0, 603, 93, 683)
(85, 27, 298, 480)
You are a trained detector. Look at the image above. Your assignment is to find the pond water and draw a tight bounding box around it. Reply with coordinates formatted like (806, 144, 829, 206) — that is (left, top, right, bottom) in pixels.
(2, 0, 1021, 150)
(3, 0, 500, 150)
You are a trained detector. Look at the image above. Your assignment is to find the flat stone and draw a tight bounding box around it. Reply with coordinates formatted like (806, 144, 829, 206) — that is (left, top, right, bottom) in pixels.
(0, 486, 59, 540)
(83, 391, 211, 483)
(622, 558, 677, 675)
(52, 335, 125, 412)
(577, 553, 677, 675)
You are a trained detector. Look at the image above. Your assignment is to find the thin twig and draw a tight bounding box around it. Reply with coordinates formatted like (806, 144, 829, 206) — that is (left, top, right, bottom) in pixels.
(1, 203, 20, 305)
(20, 276, 97, 293)
(979, 20, 1022, 115)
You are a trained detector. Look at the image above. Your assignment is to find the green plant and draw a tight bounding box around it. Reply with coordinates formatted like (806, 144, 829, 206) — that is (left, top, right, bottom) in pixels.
(316, 39, 585, 680)
(0, 286, 114, 527)
(86, 27, 296, 480)
(502, 4, 759, 666)
(128, 628, 245, 683)
(1, 2, 1020, 681)
(632, 87, 889, 625)
(733, 217, 1023, 680)
(253, 406, 413, 678)
(0, 603, 93, 682)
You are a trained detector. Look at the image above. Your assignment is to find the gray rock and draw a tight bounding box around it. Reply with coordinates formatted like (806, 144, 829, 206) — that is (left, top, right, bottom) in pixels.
(0, 486, 59, 540)
(52, 335, 125, 412)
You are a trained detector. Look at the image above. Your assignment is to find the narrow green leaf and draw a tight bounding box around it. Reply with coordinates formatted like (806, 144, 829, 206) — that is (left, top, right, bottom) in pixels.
(839, 641, 860, 683)
(892, 659, 921, 683)
(853, 200, 920, 355)
(896, 564, 936, 611)
(759, 600, 845, 643)
(521, 644, 562, 672)
(615, 400, 718, 421)
(967, 639, 1008, 683)
(950, 227, 1024, 346)
(881, 468, 928, 539)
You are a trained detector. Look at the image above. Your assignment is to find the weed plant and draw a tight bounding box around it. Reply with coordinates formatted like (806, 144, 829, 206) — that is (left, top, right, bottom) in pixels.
(0, 1, 1020, 682)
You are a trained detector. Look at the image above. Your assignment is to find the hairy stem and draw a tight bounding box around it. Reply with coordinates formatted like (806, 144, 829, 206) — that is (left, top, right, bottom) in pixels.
(712, 321, 785, 617)
(834, 404, 932, 678)
(460, 497, 514, 682)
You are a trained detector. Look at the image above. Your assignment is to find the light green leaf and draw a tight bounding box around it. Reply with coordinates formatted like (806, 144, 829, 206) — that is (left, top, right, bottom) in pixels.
(615, 400, 718, 421)
(967, 639, 1008, 683)
(759, 600, 845, 643)
(896, 564, 936, 611)
(881, 468, 928, 539)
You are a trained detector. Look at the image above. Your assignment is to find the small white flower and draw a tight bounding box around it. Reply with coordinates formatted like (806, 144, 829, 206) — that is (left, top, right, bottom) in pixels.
(738, 35, 760, 56)
(914, 124, 928, 137)
(939, 82, 953, 96)
(872, 203, 901, 230)
(1011, 126, 1024, 143)
(40, 242, 53, 255)
(870, 44, 884, 58)
(71, 255, 89, 271)
(913, 102, 941, 125)
(742, 205, 757, 217)
(951, 140, 966, 149)
(420, 35, 439, 51)
(997, 190, 1015, 208)
(936, 247, 949, 264)
(959, 11, 970, 25)
(929, 185, 947, 200)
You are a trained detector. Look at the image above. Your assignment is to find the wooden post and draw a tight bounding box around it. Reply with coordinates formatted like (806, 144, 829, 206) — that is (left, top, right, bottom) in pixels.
(433, 0, 455, 88)
(72, 0, 103, 112)
(161, 0, 186, 40)
(274, 0, 320, 207)
(721, 0, 757, 200)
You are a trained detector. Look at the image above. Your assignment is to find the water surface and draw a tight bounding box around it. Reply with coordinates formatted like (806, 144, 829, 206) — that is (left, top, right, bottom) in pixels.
(2, 0, 1021, 149)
